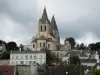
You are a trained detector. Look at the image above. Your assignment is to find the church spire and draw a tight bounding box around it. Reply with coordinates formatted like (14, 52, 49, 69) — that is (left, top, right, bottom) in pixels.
(40, 6, 50, 24)
(51, 15, 58, 30)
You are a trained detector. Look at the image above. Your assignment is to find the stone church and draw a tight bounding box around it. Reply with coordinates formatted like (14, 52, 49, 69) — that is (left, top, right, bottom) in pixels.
(23, 7, 71, 53)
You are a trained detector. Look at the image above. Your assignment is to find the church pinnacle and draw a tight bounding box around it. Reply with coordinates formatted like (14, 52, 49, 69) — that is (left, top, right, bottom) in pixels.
(51, 15, 58, 30)
(40, 6, 50, 24)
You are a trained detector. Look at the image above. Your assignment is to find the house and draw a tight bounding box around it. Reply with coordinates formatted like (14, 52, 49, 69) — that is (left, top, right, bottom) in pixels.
(10, 49, 46, 65)
(80, 59, 97, 66)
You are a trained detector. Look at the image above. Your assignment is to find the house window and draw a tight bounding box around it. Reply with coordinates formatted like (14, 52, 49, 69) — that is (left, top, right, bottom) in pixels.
(29, 61, 32, 64)
(33, 61, 36, 65)
(12, 56, 14, 59)
(20, 61, 24, 65)
(26, 61, 27, 64)
(34, 55, 36, 59)
(30, 55, 32, 59)
(16, 56, 18, 59)
(40, 55, 42, 58)
(16, 61, 18, 65)
(26, 55, 28, 59)
(33, 44, 35, 48)
(48, 44, 50, 48)
(41, 26, 42, 31)
(40, 43, 41, 47)
(45, 25, 46, 31)
(12, 61, 14, 65)
(21, 56, 23, 59)
(43, 43, 45, 47)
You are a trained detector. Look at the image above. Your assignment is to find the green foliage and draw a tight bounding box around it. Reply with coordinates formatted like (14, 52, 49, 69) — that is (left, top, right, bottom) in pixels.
(91, 69, 100, 75)
(65, 64, 75, 75)
(65, 37, 76, 49)
(6, 41, 19, 51)
(80, 43, 85, 50)
(44, 49, 56, 66)
(69, 56, 80, 65)
(1, 52, 10, 59)
(88, 43, 97, 51)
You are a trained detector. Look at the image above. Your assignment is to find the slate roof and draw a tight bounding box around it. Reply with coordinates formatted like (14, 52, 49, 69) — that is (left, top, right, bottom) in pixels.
(51, 15, 58, 30)
(11, 49, 46, 54)
(31, 38, 37, 43)
(39, 7, 50, 24)
(80, 59, 97, 63)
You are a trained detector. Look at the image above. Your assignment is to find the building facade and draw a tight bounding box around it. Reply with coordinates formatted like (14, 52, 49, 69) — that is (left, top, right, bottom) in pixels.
(10, 49, 46, 65)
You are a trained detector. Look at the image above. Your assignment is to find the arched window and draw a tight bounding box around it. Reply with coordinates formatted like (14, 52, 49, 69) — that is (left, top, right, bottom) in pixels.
(43, 43, 45, 47)
(40, 43, 41, 47)
(41, 26, 42, 31)
(33, 44, 35, 48)
(48, 44, 50, 48)
(45, 25, 46, 31)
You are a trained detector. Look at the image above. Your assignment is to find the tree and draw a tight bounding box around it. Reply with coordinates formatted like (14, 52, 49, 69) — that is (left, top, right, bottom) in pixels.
(88, 43, 97, 51)
(1, 52, 10, 59)
(65, 64, 75, 75)
(65, 37, 76, 49)
(43, 49, 56, 66)
(80, 43, 85, 50)
(75, 43, 80, 50)
(95, 42, 100, 51)
(6, 41, 19, 51)
(91, 69, 100, 75)
(69, 56, 80, 65)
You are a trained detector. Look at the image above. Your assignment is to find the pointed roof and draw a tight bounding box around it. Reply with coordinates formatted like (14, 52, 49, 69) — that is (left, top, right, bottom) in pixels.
(51, 15, 58, 30)
(40, 7, 50, 24)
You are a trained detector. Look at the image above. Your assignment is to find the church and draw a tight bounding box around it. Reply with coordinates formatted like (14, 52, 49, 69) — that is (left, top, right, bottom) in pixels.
(23, 7, 71, 51)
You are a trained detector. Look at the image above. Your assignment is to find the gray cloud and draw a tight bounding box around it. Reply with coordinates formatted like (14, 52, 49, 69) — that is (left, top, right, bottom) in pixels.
(0, 0, 100, 45)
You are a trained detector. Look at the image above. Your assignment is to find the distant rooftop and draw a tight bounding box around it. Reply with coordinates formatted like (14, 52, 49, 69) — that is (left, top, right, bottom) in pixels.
(11, 49, 46, 54)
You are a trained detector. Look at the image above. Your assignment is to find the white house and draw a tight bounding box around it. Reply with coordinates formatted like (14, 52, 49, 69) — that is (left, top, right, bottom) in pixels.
(10, 49, 46, 65)
(80, 59, 97, 66)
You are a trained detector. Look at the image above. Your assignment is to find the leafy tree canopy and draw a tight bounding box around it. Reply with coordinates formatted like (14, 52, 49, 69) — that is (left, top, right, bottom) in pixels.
(6, 41, 19, 51)
(65, 37, 76, 49)
(69, 56, 80, 65)
(91, 69, 100, 75)
(1, 52, 10, 59)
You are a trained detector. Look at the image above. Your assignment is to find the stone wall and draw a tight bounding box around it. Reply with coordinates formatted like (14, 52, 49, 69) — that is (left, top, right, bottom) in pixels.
(17, 65, 37, 75)
(0, 60, 10, 65)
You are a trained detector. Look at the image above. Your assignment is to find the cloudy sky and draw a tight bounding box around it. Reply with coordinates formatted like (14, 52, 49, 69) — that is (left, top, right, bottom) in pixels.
(0, 0, 100, 45)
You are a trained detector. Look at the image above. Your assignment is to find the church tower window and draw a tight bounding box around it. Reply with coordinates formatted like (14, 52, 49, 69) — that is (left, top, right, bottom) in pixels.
(41, 26, 42, 31)
(33, 44, 35, 48)
(43, 43, 45, 47)
(40, 43, 41, 47)
(48, 44, 50, 48)
(44, 25, 46, 31)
